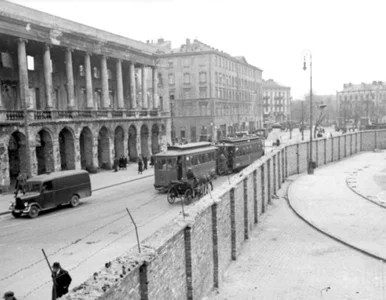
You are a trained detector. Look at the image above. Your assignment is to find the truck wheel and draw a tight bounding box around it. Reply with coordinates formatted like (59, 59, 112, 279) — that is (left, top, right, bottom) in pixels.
(70, 195, 80, 207)
(29, 205, 39, 218)
(12, 211, 22, 218)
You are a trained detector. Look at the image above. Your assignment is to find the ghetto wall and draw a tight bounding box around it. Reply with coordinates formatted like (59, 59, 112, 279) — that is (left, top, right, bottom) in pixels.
(63, 130, 382, 300)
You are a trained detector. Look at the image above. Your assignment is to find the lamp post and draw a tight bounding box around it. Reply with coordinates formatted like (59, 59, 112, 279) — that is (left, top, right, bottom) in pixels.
(303, 50, 313, 174)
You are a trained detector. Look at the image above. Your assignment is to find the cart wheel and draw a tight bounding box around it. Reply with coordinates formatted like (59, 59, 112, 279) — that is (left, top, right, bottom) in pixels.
(167, 187, 178, 204)
(184, 189, 193, 204)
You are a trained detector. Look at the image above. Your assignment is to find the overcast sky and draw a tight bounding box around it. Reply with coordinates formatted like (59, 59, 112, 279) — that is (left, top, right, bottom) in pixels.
(10, 0, 386, 99)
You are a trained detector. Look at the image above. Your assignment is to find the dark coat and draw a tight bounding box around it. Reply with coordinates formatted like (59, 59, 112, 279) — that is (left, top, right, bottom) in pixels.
(52, 269, 72, 299)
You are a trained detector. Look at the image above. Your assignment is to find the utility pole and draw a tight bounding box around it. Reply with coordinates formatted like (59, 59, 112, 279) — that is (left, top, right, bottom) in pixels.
(303, 50, 313, 174)
(170, 100, 175, 145)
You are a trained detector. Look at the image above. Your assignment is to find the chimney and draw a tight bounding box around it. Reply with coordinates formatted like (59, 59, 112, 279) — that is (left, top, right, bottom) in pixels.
(146, 40, 149, 44)
(158, 38, 164, 44)
(186, 38, 191, 51)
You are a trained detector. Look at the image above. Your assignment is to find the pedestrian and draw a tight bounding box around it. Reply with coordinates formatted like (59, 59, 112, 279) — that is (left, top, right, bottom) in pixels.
(113, 157, 119, 172)
(138, 156, 143, 175)
(150, 155, 155, 168)
(3, 291, 16, 300)
(143, 156, 148, 170)
(123, 156, 127, 170)
(14, 173, 27, 197)
(51, 262, 72, 300)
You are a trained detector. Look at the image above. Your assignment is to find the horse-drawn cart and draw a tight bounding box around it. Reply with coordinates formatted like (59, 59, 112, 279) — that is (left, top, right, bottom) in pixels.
(166, 179, 209, 204)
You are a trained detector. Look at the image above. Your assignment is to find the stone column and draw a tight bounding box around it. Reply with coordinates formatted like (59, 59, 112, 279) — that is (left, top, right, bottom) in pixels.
(85, 52, 94, 108)
(141, 66, 148, 109)
(129, 62, 136, 109)
(123, 132, 129, 158)
(43, 44, 53, 108)
(18, 39, 32, 177)
(53, 139, 62, 172)
(18, 39, 29, 106)
(116, 59, 124, 109)
(101, 56, 110, 109)
(65, 48, 75, 108)
(92, 136, 99, 168)
(152, 66, 158, 109)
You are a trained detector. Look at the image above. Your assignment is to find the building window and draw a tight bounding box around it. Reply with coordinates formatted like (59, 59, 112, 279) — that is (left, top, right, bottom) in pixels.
(27, 56, 35, 71)
(184, 73, 190, 84)
(191, 126, 196, 142)
(109, 90, 115, 106)
(1, 52, 13, 68)
(199, 87, 207, 98)
(199, 103, 208, 116)
(93, 67, 100, 78)
(107, 69, 113, 80)
(183, 88, 191, 99)
(79, 65, 85, 77)
(215, 56, 217, 66)
(199, 71, 207, 83)
(215, 72, 218, 84)
(181, 127, 186, 140)
(184, 58, 190, 66)
(168, 74, 175, 85)
(169, 92, 175, 100)
(168, 60, 173, 68)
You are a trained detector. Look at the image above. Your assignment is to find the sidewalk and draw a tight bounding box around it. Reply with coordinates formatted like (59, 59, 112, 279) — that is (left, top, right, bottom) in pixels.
(288, 151, 386, 261)
(0, 163, 153, 215)
(207, 180, 386, 299)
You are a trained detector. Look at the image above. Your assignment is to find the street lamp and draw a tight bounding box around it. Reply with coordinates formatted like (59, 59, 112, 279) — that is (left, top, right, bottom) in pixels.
(303, 50, 313, 174)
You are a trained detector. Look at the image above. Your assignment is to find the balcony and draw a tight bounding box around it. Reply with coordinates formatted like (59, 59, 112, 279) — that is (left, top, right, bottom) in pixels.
(0, 109, 165, 123)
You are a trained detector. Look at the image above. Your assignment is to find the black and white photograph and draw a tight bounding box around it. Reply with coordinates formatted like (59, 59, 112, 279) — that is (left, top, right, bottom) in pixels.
(1, 0, 386, 299)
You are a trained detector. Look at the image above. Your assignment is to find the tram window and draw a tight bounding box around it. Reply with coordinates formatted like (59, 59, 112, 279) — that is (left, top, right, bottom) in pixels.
(167, 158, 173, 169)
(158, 159, 166, 170)
(192, 156, 197, 165)
(196, 155, 201, 165)
(186, 156, 192, 168)
(170, 158, 177, 168)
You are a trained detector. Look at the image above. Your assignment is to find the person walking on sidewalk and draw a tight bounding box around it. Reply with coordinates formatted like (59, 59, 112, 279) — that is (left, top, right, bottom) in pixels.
(51, 262, 72, 300)
(3, 291, 17, 300)
(138, 155, 143, 175)
(143, 156, 148, 170)
(150, 154, 155, 168)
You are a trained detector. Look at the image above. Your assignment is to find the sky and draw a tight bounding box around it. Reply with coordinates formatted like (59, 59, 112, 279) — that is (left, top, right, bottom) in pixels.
(9, 0, 386, 100)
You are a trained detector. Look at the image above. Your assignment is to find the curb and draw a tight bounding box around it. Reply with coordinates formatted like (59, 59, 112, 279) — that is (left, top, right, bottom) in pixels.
(285, 177, 386, 263)
(345, 172, 386, 210)
(0, 174, 154, 216)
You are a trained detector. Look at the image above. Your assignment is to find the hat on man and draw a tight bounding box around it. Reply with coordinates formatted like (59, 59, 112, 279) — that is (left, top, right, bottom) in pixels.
(3, 291, 14, 298)
(52, 262, 61, 268)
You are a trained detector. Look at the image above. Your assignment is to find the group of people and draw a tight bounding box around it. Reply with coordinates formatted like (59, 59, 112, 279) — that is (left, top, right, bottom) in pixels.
(112, 155, 128, 172)
(3, 262, 72, 300)
(137, 154, 155, 174)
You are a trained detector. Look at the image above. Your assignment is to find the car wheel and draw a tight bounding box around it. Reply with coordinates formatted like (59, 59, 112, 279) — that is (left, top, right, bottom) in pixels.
(70, 195, 80, 207)
(28, 205, 39, 219)
(12, 211, 22, 218)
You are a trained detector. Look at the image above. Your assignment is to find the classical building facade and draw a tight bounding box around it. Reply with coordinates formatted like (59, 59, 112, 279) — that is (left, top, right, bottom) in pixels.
(0, 2, 170, 189)
(262, 79, 291, 124)
(337, 81, 386, 126)
(152, 38, 263, 142)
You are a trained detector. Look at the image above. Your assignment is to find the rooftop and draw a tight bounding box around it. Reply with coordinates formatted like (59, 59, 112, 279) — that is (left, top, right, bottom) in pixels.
(151, 38, 262, 71)
(2, 1, 159, 55)
(263, 79, 290, 89)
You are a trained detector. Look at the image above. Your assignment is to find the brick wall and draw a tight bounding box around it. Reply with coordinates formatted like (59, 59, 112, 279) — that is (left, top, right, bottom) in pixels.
(65, 130, 386, 300)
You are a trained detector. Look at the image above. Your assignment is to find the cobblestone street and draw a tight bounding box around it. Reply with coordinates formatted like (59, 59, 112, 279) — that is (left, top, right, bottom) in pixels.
(206, 181, 386, 300)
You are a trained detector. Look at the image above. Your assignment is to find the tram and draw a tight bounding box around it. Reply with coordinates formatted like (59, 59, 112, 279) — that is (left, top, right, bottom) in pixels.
(153, 142, 218, 191)
(217, 135, 265, 173)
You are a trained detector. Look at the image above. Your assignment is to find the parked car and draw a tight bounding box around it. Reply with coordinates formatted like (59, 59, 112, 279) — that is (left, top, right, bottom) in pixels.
(9, 170, 92, 218)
